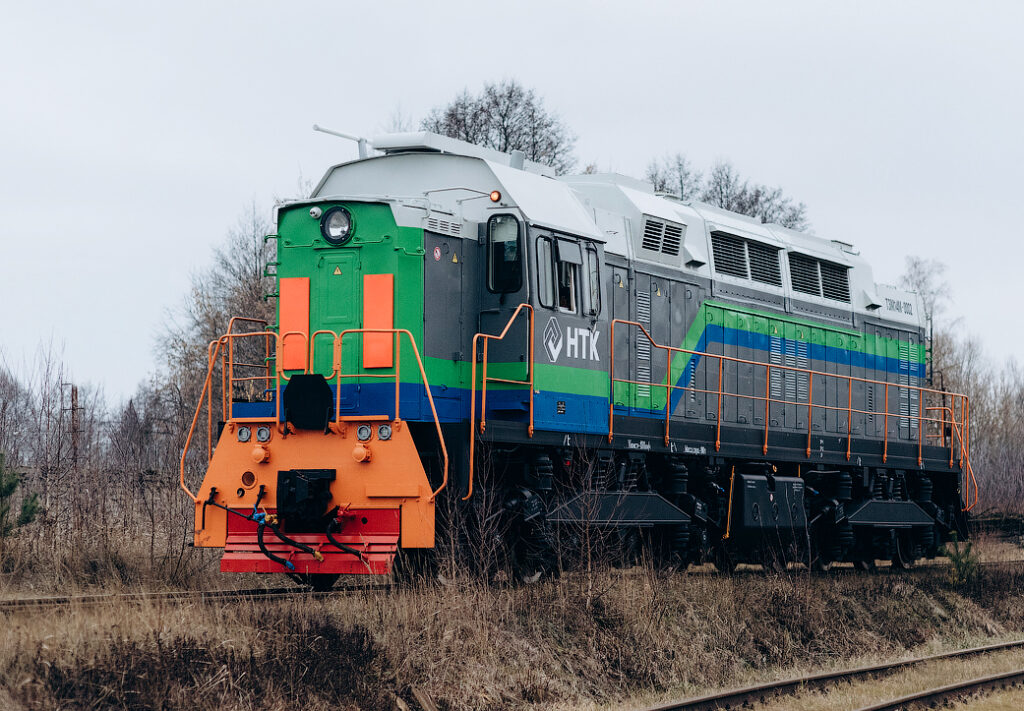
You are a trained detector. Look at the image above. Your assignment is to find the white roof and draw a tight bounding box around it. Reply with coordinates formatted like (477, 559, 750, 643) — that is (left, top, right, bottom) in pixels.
(306, 132, 922, 327)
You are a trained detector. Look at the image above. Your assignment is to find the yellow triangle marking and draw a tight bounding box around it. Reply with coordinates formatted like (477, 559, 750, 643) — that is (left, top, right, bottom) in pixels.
(452, 254, 458, 263)
(333, 266, 342, 275)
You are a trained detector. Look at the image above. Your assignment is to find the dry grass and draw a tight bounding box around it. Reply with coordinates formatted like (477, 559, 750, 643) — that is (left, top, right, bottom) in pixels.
(3, 563, 1024, 710)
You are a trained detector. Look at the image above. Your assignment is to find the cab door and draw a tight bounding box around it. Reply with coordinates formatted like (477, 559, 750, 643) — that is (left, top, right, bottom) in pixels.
(477, 214, 530, 420)
(315, 251, 360, 410)
(532, 232, 608, 433)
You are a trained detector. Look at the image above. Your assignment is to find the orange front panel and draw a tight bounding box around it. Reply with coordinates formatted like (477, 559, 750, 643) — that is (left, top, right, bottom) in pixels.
(279, 277, 310, 371)
(362, 273, 394, 368)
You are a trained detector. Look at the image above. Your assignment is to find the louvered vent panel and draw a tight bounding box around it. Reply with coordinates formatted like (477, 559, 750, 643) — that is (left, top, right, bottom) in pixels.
(898, 341, 911, 433)
(712, 233, 748, 278)
(748, 242, 782, 286)
(796, 341, 809, 407)
(820, 261, 851, 302)
(662, 223, 683, 256)
(784, 338, 797, 405)
(426, 217, 461, 238)
(769, 334, 783, 400)
(641, 220, 664, 252)
(788, 253, 821, 296)
(635, 290, 652, 398)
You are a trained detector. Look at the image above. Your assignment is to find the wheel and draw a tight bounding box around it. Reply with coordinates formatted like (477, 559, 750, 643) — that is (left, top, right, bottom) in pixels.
(294, 573, 340, 592)
(891, 532, 917, 570)
(392, 549, 435, 583)
(811, 556, 833, 572)
(762, 548, 787, 573)
(612, 527, 642, 569)
(714, 545, 737, 574)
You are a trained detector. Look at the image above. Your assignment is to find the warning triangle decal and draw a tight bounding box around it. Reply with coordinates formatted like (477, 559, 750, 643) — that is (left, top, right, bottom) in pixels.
(333, 266, 342, 275)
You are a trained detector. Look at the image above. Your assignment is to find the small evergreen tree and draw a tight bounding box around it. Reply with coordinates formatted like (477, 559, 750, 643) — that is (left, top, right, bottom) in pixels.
(946, 531, 978, 587)
(0, 453, 39, 541)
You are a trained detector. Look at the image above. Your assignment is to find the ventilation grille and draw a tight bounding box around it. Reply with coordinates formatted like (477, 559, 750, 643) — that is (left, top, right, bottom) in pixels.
(641, 220, 663, 251)
(820, 261, 851, 302)
(662, 223, 683, 256)
(425, 216, 462, 238)
(788, 253, 821, 296)
(788, 253, 851, 303)
(711, 233, 748, 278)
(712, 232, 782, 286)
(748, 241, 782, 286)
(635, 289, 652, 398)
(640, 217, 686, 257)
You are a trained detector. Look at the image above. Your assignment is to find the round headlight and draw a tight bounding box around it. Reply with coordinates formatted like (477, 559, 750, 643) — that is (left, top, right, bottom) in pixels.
(377, 424, 392, 441)
(356, 424, 373, 441)
(237, 426, 251, 443)
(255, 426, 271, 443)
(321, 207, 353, 245)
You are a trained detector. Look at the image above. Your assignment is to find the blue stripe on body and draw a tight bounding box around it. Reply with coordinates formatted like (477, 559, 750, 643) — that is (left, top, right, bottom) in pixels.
(232, 323, 924, 434)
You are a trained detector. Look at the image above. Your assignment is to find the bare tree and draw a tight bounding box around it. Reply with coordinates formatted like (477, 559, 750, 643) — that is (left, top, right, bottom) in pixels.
(700, 161, 808, 230)
(899, 256, 953, 327)
(645, 154, 809, 230)
(645, 153, 702, 201)
(422, 79, 577, 174)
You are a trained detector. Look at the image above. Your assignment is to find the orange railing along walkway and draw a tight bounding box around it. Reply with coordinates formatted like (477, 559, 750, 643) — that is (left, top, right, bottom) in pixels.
(181, 324, 448, 503)
(607, 319, 978, 512)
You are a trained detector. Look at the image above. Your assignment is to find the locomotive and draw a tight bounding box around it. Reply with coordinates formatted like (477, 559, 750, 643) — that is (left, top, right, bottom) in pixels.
(180, 131, 976, 586)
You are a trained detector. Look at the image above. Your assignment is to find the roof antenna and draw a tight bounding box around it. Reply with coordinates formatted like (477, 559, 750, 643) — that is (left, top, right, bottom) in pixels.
(312, 124, 372, 159)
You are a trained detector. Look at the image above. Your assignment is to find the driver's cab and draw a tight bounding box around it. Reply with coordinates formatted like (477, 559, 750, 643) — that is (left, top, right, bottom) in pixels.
(479, 212, 608, 434)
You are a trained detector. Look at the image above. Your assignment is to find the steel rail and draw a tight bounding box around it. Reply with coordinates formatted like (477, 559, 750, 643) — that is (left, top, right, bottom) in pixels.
(0, 584, 388, 614)
(853, 666, 1024, 711)
(641, 639, 1024, 711)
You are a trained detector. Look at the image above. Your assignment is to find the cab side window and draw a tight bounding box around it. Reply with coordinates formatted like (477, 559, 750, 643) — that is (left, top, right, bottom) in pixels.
(555, 239, 582, 314)
(487, 215, 522, 293)
(558, 261, 578, 313)
(536, 236, 554, 307)
(585, 245, 601, 316)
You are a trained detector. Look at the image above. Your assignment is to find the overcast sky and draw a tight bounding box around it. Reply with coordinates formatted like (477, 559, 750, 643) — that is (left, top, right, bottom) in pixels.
(2, 1, 1020, 398)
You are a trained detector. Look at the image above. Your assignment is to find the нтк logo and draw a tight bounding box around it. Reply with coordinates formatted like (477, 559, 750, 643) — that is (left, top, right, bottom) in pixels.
(543, 317, 563, 362)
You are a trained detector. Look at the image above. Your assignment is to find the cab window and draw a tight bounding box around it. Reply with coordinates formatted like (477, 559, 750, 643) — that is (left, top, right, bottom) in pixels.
(487, 215, 522, 293)
(585, 246, 601, 316)
(558, 262, 577, 313)
(556, 239, 582, 314)
(536, 236, 554, 307)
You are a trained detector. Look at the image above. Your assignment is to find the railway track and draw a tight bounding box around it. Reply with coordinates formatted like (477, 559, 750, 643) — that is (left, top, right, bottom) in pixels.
(0, 584, 387, 613)
(853, 666, 1024, 710)
(1, 557, 1020, 614)
(643, 639, 1024, 711)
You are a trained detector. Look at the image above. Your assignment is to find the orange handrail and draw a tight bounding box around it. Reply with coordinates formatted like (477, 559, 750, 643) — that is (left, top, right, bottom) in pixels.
(333, 328, 449, 501)
(607, 319, 971, 486)
(466, 303, 535, 501)
(181, 329, 279, 502)
(182, 325, 449, 502)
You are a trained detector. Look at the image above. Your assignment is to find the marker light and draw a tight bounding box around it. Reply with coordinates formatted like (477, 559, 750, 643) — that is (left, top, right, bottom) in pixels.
(356, 424, 373, 441)
(377, 424, 392, 441)
(490, 190, 501, 202)
(256, 426, 271, 442)
(237, 426, 251, 443)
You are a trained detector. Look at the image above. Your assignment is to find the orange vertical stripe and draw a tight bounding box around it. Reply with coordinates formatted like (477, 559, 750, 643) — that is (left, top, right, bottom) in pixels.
(363, 273, 394, 368)
(279, 277, 310, 371)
